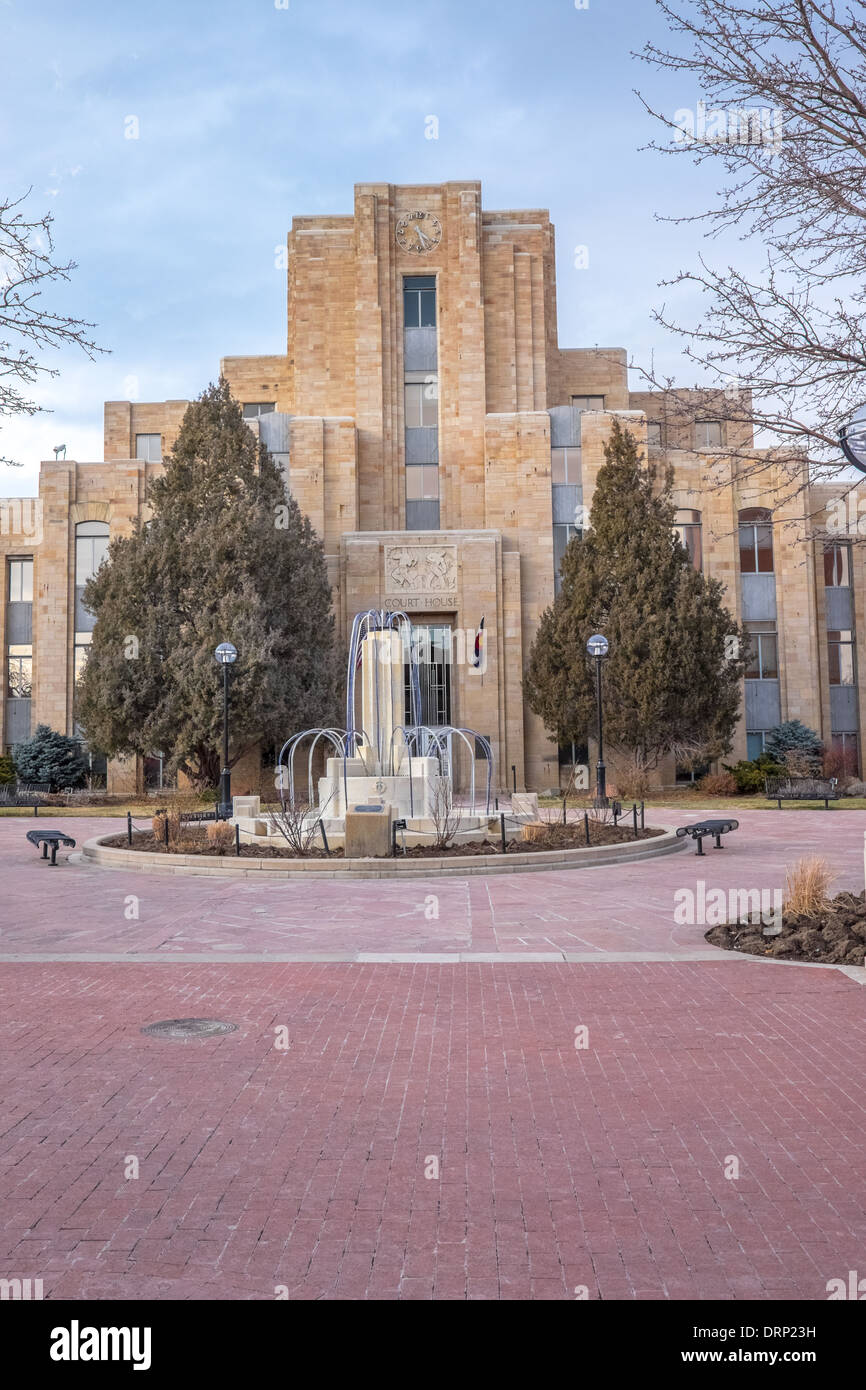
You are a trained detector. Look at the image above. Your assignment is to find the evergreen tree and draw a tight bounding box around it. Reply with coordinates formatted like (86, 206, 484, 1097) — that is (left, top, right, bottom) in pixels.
(764, 720, 823, 768)
(77, 381, 342, 786)
(524, 419, 747, 770)
(15, 724, 87, 790)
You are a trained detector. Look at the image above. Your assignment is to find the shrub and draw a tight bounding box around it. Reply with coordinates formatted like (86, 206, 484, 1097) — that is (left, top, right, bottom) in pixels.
(206, 820, 235, 854)
(723, 755, 785, 793)
(722, 760, 764, 793)
(696, 771, 738, 796)
(0, 755, 16, 786)
(784, 856, 832, 919)
(152, 807, 186, 848)
(14, 724, 88, 791)
(614, 754, 651, 801)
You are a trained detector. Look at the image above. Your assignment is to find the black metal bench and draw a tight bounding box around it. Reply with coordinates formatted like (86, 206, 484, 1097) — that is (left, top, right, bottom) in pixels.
(0, 782, 50, 815)
(764, 776, 838, 809)
(25, 829, 76, 865)
(676, 818, 739, 856)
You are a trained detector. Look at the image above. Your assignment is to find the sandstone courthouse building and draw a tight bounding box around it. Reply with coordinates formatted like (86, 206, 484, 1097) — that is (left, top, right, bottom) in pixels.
(1, 180, 863, 791)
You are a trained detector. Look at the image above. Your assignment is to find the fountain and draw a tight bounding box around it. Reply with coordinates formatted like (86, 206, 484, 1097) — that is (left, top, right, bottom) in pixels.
(233, 610, 506, 853)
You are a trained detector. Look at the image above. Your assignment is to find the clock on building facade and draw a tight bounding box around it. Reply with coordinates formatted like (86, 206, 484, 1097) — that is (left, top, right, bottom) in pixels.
(395, 211, 442, 255)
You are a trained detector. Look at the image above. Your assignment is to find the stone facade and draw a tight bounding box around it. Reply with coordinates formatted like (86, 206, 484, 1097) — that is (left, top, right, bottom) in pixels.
(1, 179, 864, 791)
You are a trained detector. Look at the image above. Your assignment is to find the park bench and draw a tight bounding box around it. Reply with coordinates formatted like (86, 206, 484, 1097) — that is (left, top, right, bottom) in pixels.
(676, 818, 739, 856)
(0, 781, 51, 815)
(764, 776, 838, 809)
(25, 828, 76, 866)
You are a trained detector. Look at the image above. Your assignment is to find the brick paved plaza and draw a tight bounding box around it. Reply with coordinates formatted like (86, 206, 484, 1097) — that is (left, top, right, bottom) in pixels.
(1, 809, 865, 1300)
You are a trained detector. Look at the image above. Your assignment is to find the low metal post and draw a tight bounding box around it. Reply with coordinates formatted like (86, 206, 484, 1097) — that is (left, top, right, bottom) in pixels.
(511, 765, 517, 794)
(633, 803, 638, 839)
(235, 823, 240, 856)
(319, 820, 331, 857)
(562, 796, 567, 826)
(640, 801, 645, 830)
(500, 812, 507, 853)
(584, 811, 590, 845)
(34, 802, 38, 817)
(392, 820, 398, 858)
(127, 811, 133, 846)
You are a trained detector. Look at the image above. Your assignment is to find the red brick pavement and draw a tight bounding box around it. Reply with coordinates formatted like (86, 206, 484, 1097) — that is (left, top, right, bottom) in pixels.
(1, 961, 865, 1301)
(1, 808, 864, 958)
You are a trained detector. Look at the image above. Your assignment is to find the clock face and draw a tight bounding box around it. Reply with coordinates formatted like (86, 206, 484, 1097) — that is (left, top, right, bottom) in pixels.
(396, 210, 442, 255)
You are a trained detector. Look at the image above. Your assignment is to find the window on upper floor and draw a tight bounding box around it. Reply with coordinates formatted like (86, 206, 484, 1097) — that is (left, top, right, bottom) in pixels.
(738, 508, 774, 573)
(744, 622, 778, 679)
(647, 421, 663, 448)
(673, 509, 702, 571)
(828, 630, 856, 686)
(242, 403, 275, 419)
(403, 276, 436, 329)
(7, 558, 33, 603)
(75, 521, 110, 588)
(7, 645, 32, 699)
(405, 380, 438, 428)
(551, 447, 581, 485)
(135, 433, 162, 462)
(570, 395, 605, 411)
(824, 543, 851, 587)
(696, 420, 723, 449)
(406, 465, 440, 501)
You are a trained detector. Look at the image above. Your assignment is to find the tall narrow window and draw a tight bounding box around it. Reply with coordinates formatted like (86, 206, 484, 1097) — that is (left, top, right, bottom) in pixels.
(824, 543, 851, 587)
(404, 277, 439, 530)
(828, 630, 856, 685)
(7, 646, 32, 699)
(674, 509, 702, 571)
(744, 622, 778, 679)
(551, 448, 581, 484)
(738, 508, 774, 573)
(647, 421, 663, 448)
(8, 558, 33, 602)
(403, 276, 436, 328)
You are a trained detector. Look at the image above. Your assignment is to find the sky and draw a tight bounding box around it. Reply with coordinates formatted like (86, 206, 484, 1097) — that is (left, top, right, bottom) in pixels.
(0, 0, 758, 495)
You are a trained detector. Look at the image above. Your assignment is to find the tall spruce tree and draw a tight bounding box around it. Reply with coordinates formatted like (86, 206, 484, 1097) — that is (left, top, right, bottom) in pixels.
(524, 419, 747, 770)
(77, 380, 342, 786)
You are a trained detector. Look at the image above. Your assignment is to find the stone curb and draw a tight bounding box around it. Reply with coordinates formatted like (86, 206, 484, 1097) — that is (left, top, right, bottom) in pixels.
(81, 825, 689, 878)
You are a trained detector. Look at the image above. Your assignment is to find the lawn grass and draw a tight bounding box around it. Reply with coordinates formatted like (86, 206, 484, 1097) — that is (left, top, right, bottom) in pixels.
(539, 793, 866, 812)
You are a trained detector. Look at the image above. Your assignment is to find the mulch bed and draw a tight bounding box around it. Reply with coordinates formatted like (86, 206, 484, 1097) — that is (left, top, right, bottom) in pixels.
(706, 890, 866, 965)
(101, 820, 663, 861)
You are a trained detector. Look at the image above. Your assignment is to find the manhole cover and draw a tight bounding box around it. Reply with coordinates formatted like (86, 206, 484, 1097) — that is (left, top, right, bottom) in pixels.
(141, 1018, 237, 1040)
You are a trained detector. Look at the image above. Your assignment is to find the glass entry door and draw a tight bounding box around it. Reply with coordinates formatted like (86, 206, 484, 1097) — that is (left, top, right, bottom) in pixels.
(405, 625, 452, 728)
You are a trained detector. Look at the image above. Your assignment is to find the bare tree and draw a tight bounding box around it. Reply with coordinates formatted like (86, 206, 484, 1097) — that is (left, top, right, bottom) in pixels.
(633, 0, 866, 528)
(1, 191, 104, 465)
(265, 795, 332, 856)
(428, 776, 464, 851)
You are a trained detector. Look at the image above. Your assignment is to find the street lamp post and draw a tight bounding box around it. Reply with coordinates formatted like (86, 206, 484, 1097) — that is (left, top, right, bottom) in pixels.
(586, 634, 609, 807)
(840, 403, 866, 474)
(214, 642, 238, 819)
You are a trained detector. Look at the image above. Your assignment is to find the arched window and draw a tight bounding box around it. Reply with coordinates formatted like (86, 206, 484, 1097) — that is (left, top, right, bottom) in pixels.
(738, 507, 773, 573)
(75, 521, 109, 588)
(674, 509, 702, 571)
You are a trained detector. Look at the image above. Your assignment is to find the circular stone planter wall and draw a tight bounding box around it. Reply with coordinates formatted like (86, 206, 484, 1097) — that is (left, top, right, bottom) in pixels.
(82, 826, 688, 879)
